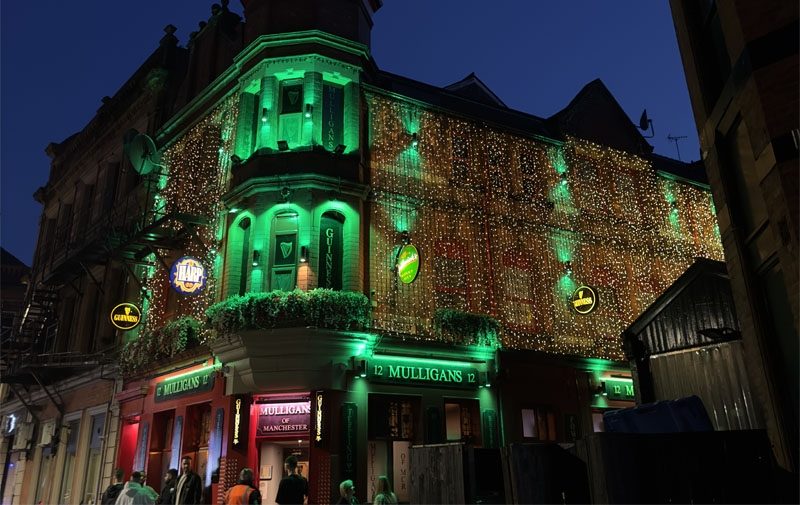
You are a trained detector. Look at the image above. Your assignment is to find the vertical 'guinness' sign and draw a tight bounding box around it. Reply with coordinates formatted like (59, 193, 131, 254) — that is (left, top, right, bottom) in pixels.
(319, 213, 343, 290)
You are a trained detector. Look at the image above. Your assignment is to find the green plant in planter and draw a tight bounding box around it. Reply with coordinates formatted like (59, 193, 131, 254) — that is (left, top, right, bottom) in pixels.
(432, 308, 501, 347)
(119, 315, 202, 375)
(205, 289, 371, 335)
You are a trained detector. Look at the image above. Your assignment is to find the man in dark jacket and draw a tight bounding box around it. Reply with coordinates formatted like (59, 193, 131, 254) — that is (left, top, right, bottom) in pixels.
(157, 469, 178, 505)
(275, 456, 308, 505)
(101, 468, 125, 505)
(175, 457, 203, 504)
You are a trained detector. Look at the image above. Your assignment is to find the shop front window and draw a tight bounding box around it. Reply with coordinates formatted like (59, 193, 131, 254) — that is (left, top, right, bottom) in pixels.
(59, 419, 81, 503)
(81, 412, 106, 504)
(521, 407, 556, 441)
(444, 399, 481, 445)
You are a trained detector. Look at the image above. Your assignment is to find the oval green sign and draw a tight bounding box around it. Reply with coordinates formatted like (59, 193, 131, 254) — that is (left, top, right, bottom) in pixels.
(396, 244, 420, 284)
(571, 285, 598, 315)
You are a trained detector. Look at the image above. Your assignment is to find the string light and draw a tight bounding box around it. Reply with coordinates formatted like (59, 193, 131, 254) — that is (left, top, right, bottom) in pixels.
(365, 92, 723, 360)
(141, 97, 239, 337)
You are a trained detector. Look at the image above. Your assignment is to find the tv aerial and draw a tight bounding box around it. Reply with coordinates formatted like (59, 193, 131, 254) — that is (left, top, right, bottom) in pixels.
(667, 133, 688, 161)
(124, 130, 162, 175)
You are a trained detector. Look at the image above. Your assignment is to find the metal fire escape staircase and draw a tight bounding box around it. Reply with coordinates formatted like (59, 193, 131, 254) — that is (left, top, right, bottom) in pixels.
(1, 172, 209, 389)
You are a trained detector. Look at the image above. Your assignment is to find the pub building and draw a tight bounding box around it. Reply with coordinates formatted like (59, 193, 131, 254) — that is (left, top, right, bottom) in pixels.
(2, 0, 724, 503)
(116, 0, 717, 501)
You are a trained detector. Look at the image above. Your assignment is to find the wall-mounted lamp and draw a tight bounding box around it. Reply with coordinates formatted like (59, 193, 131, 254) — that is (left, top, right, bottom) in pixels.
(228, 207, 240, 214)
(411, 132, 419, 148)
(277, 140, 289, 151)
(560, 173, 568, 186)
(334, 144, 346, 154)
(230, 154, 242, 165)
(252, 250, 261, 267)
(261, 107, 269, 123)
(400, 230, 410, 245)
(299, 246, 309, 263)
(357, 359, 368, 378)
(564, 261, 573, 275)
(670, 200, 679, 212)
(304, 103, 313, 119)
(479, 371, 491, 388)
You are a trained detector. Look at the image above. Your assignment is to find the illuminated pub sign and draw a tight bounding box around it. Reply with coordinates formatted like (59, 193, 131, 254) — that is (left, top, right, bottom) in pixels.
(110, 302, 142, 331)
(170, 256, 207, 295)
(318, 213, 343, 290)
(155, 367, 216, 403)
(396, 244, 420, 284)
(257, 401, 311, 436)
(605, 378, 636, 401)
(571, 285, 598, 315)
(367, 357, 480, 390)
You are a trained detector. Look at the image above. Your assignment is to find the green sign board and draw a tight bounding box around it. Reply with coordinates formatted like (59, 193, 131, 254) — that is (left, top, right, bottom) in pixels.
(605, 379, 635, 401)
(155, 368, 215, 403)
(396, 244, 420, 284)
(367, 357, 479, 389)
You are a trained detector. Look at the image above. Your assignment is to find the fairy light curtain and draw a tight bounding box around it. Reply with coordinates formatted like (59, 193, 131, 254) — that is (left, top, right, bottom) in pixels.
(366, 92, 723, 360)
(141, 97, 239, 334)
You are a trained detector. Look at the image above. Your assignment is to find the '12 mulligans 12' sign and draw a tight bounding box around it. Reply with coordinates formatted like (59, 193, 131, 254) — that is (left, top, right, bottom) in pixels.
(155, 368, 215, 403)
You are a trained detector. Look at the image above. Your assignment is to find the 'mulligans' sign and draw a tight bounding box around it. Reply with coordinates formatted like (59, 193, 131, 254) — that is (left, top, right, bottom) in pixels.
(155, 368, 215, 402)
(323, 84, 344, 151)
(368, 358, 480, 389)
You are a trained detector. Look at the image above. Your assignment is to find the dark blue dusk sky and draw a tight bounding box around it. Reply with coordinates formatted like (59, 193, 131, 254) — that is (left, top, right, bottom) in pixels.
(1, 1, 699, 265)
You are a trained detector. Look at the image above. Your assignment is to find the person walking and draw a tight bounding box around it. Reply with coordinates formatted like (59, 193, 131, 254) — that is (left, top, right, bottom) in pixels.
(114, 471, 156, 505)
(335, 480, 357, 505)
(372, 476, 397, 505)
(175, 456, 203, 505)
(102, 469, 126, 505)
(157, 469, 178, 505)
(275, 456, 308, 504)
(223, 468, 262, 505)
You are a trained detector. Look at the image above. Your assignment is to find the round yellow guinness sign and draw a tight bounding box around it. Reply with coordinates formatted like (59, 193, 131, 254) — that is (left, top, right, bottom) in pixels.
(110, 303, 142, 331)
(570, 286, 598, 315)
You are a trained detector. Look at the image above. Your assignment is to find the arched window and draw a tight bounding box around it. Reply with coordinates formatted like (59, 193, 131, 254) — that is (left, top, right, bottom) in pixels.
(269, 212, 299, 291)
(318, 211, 344, 290)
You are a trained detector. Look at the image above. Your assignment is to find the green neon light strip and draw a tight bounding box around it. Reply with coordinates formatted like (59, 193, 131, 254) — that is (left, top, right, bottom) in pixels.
(371, 353, 484, 367)
(161, 362, 221, 382)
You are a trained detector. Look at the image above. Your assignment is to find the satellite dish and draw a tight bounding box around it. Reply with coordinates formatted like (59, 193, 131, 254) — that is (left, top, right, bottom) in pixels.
(638, 109, 649, 131)
(125, 133, 161, 175)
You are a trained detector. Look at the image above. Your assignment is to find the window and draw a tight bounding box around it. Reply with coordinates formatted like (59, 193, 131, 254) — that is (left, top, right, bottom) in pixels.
(269, 213, 299, 291)
(451, 135, 469, 186)
(444, 399, 481, 445)
(434, 241, 469, 311)
(278, 80, 304, 148)
(238, 217, 252, 296)
(521, 407, 557, 441)
(368, 395, 419, 442)
(58, 418, 81, 503)
(81, 412, 106, 504)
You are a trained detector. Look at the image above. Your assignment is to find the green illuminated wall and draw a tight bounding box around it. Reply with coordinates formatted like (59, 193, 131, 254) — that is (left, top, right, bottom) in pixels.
(233, 55, 361, 158)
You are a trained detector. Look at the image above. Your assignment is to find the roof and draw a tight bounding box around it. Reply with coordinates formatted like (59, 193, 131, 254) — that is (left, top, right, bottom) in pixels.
(369, 70, 555, 140)
(444, 72, 507, 108)
(1, 248, 28, 269)
(623, 258, 739, 355)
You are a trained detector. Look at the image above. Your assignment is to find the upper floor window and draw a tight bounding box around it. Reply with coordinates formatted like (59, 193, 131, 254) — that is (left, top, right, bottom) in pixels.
(278, 80, 304, 148)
